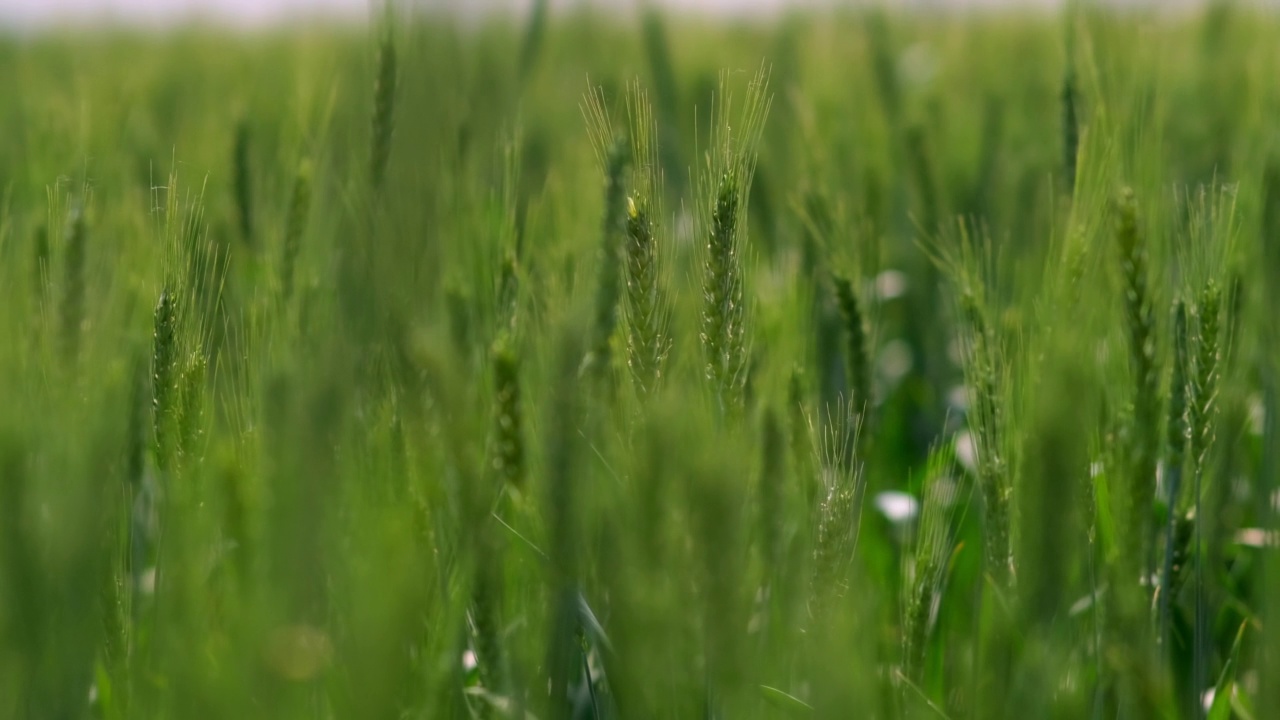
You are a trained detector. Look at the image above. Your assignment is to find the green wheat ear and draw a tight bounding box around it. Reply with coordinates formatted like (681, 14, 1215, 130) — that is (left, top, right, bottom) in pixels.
(1188, 280, 1222, 487)
(622, 80, 671, 395)
(488, 334, 525, 490)
(702, 172, 743, 397)
(152, 286, 180, 470)
(1168, 183, 1237, 710)
(281, 158, 313, 303)
(233, 118, 254, 245)
(581, 84, 631, 377)
(1113, 187, 1159, 578)
(902, 454, 957, 685)
(1061, 64, 1079, 197)
(369, 28, 398, 193)
(832, 274, 871, 424)
(808, 398, 865, 618)
(60, 201, 87, 363)
(177, 349, 207, 467)
(926, 221, 1011, 587)
(697, 65, 772, 411)
(588, 138, 629, 375)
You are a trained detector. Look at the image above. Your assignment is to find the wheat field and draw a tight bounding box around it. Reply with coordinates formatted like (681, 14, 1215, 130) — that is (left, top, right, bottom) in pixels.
(0, 2, 1278, 718)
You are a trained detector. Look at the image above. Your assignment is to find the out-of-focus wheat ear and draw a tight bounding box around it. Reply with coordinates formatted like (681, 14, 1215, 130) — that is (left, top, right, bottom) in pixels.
(866, 7, 901, 120)
(640, 8, 684, 195)
(758, 407, 786, 578)
(445, 282, 472, 357)
(281, 158, 313, 304)
(369, 28, 398, 193)
(902, 456, 957, 686)
(488, 335, 525, 490)
(152, 287, 180, 471)
(496, 249, 519, 331)
(517, 0, 548, 88)
(808, 399, 865, 619)
(233, 119, 254, 246)
(788, 367, 815, 509)
(1113, 187, 1159, 580)
(832, 274, 872, 427)
(905, 126, 940, 233)
(60, 202, 87, 363)
(783, 366, 814, 512)
(581, 86, 631, 375)
(32, 222, 49, 308)
(1061, 64, 1080, 198)
(928, 221, 1011, 588)
(959, 288, 1011, 587)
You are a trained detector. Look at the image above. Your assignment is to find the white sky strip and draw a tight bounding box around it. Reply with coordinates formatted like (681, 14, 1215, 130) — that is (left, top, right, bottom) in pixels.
(0, 0, 1220, 29)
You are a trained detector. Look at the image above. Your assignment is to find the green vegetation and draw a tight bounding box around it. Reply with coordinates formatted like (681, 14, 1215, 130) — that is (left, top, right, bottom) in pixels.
(1, 2, 1279, 717)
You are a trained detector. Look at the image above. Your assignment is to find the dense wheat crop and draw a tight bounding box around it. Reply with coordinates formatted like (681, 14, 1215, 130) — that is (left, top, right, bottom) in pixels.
(1, 2, 1279, 718)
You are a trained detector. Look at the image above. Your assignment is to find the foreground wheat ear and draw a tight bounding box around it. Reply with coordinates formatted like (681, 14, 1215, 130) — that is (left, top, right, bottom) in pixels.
(580, 83, 632, 377)
(1113, 187, 1159, 583)
(697, 65, 772, 411)
(623, 80, 672, 395)
(151, 286, 180, 469)
(927, 220, 1011, 587)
